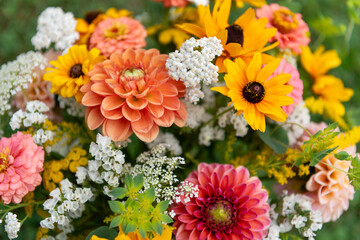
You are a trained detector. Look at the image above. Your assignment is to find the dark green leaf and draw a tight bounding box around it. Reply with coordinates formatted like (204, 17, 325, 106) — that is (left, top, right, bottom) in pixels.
(108, 201, 125, 214)
(335, 151, 350, 160)
(110, 187, 127, 199)
(310, 147, 338, 166)
(109, 215, 123, 229)
(133, 174, 144, 191)
(85, 226, 118, 240)
(258, 125, 289, 154)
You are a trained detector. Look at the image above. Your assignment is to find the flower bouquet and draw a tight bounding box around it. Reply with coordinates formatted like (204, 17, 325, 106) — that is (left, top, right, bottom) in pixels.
(0, 0, 360, 239)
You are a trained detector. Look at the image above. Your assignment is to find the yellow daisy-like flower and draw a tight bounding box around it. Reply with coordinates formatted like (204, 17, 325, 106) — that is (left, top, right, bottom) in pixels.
(231, 0, 267, 8)
(212, 52, 293, 132)
(44, 45, 105, 102)
(177, 0, 277, 72)
(300, 45, 341, 79)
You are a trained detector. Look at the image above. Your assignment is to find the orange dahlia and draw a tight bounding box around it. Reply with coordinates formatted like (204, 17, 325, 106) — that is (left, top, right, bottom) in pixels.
(177, 0, 277, 72)
(81, 48, 187, 142)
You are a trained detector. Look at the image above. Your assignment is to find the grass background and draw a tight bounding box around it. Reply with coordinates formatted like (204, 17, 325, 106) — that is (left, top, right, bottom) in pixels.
(0, 0, 359, 239)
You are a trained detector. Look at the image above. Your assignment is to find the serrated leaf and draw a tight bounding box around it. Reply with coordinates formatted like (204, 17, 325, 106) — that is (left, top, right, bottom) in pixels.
(110, 187, 127, 199)
(143, 187, 156, 202)
(108, 201, 125, 214)
(309, 147, 338, 166)
(125, 173, 134, 189)
(159, 214, 173, 223)
(133, 174, 144, 192)
(143, 222, 154, 232)
(258, 125, 289, 154)
(156, 200, 169, 212)
(109, 215, 123, 229)
(152, 219, 163, 235)
(335, 151, 350, 160)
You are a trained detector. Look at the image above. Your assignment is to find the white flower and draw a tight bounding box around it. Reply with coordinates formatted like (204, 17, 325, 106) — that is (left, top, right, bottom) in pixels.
(291, 215, 307, 229)
(184, 100, 212, 129)
(4, 212, 21, 239)
(58, 96, 86, 117)
(31, 7, 79, 50)
(147, 131, 182, 155)
(189, 0, 209, 6)
(199, 125, 224, 146)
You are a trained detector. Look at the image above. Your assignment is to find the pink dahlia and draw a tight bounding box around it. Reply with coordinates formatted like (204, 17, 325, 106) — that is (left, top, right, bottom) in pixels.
(0, 132, 44, 204)
(256, 4, 310, 54)
(81, 48, 187, 142)
(153, 0, 189, 8)
(89, 17, 147, 58)
(306, 154, 354, 222)
(171, 163, 270, 240)
(269, 59, 303, 116)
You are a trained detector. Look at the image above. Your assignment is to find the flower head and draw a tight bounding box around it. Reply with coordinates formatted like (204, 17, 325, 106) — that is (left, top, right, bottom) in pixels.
(256, 4, 310, 54)
(177, 0, 277, 72)
(44, 45, 105, 102)
(0, 132, 44, 204)
(171, 163, 270, 240)
(232, 0, 266, 8)
(212, 53, 294, 132)
(153, 0, 189, 7)
(89, 17, 147, 57)
(81, 48, 187, 142)
(306, 154, 355, 222)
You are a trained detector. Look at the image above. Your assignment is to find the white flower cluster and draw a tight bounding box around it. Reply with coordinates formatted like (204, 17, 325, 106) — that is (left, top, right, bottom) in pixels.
(199, 125, 225, 146)
(147, 131, 182, 155)
(0, 51, 47, 114)
(189, 0, 209, 6)
(282, 101, 311, 146)
(265, 192, 323, 240)
(76, 134, 125, 197)
(4, 212, 21, 240)
(58, 96, 86, 117)
(131, 144, 185, 203)
(217, 107, 249, 137)
(10, 100, 49, 130)
(173, 180, 199, 204)
(31, 7, 79, 50)
(184, 100, 212, 129)
(40, 179, 93, 238)
(33, 129, 55, 151)
(166, 37, 223, 103)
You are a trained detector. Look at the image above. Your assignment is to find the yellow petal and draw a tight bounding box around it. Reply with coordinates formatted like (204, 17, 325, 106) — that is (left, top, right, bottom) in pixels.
(256, 58, 281, 82)
(175, 23, 206, 38)
(246, 52, 262, 81)
(211, 86, 229, 96)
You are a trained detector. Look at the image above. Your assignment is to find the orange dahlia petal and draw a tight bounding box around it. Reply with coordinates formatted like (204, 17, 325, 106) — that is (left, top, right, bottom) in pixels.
(147, 104, 165, 118)
(82, 91, 104, 106)
(103, 119, 132, 142)
(86, 107, 105, 130)
(131, 111, 154, 133)
(100, 107, 124, 120)
(162, 97, 181, 111)
(153, 110, 175, 127)
(91, 82, 114, 96)
(101, 95, 125, 111)
(133, 124, 159, 143)
(126, 96, 148, 110)
(146, 90, 163, 105)
(122, 104, 141, 122)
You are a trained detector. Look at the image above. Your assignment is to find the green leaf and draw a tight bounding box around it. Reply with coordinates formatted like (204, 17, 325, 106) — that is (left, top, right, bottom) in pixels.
(138, 227, 147, 239)
(152, 219, 163, 235)
(108, 201, 125, 214)
(124, 220, 137, 235)
(310, 147, 338, 166)
(133, 174, 144, 191)
(109, 215, 123, 229)
(125, 173, 134, 189)
(349, 156, 360, 190)
(335, 151, 350, 160)
(258, 125, 289, 154)
(110, 187, 127, 199)
(143, 187, 156, 202)
(159, 214, 173, 223)
(156, 200, 169, 212)
(85, 226, 118, 240)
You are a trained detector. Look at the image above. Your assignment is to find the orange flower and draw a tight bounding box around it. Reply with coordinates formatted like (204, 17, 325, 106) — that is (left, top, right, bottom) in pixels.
(177, 0, 277, 72)
(81, 49, 187, 142)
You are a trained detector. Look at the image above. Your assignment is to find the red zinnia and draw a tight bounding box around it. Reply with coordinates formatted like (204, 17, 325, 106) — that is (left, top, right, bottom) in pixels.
(171, 163, 270, 240)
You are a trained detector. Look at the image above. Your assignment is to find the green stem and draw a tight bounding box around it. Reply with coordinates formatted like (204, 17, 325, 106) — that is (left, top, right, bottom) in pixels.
(202, 107, 233, 127)
(345, 19, 355, 47)
(185, 153, 200, 165)
(0, 200, 45, 219)
(313, 33, 325, 49)
(280, 122, 313, 137)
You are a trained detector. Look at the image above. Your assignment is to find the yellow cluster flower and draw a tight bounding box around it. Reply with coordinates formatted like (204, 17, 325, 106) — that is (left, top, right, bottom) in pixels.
(298, 164, 310, 177)
(36, 227, 50, 240)
(332, 126, 360, 150)
(268, 165, 296, 185)
(23, 192, 35, 217)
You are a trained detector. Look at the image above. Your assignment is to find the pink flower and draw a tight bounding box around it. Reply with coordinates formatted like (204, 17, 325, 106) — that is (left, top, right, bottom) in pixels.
(306, 154, 354, 222)
(89, 17, 147, 57)
(256, 4, 310, 54)
(171, 163, 270, 240)
(153, 0, 189, 8)
(0, 132, 44, 204)
(269, 59, 303, 115)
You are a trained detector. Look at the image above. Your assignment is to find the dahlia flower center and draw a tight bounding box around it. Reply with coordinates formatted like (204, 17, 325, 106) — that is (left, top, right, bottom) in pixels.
(272, 9, 299, 33)
(69, 64, 84, 78)
(122, 68, 145, 79)
(226, 24, 244, 46)
(104, 22, 129, 39)
(0, 147, 10, 173)
(243, 82, 265, 103)
(205, 200, 235, 229)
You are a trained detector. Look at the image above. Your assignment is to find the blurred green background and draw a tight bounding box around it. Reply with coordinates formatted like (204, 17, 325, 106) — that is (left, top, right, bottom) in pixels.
(0, 0, 359, 239)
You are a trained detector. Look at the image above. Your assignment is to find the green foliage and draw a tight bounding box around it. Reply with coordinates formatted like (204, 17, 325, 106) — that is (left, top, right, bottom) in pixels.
(294, 123, 339, 167)
(85, 226, 118, 240)
(347, 0, 360, 24)
(310, 17, 346, 36)
(108, 173, 171, 239)
(258, 124, 289, 154)
(348, 155, 360, 190)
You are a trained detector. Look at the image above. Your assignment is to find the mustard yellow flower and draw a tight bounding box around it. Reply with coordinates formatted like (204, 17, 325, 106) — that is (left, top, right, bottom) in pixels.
(231, 0, 267, 8)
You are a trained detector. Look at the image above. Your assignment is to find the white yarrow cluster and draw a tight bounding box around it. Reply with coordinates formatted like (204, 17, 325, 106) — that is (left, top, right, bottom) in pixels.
(10, 100, 49, 130)
(173, 181, 199, 204)
(184, 100, 212, 129)
(199, 125, 225, 146)
(131, 144, 185, 203)
(282, 101, 311, 146)
(217, 106, 249, 137)
(147, 131, 182, 155)
(0, 51, 47, 114)
(166, 37, 223, 103)
(58, 96, 86, 117)
(40, 179, 93, 237)
(189, 0, 209, 6)
(265, 191, 323, 240)
(31, 7, 79, 50)
(4, 212, 21, 240)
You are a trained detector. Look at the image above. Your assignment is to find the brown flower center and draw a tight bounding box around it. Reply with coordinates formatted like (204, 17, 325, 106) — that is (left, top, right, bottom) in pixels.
(0, 147, 10, 173)
(104, 22, 129, 39)
(243, 82, 265, 103)
(205, 200, 235, 229)
(69, 64, 84, 78)
(226, 24, 244, 46)
(85, 10, 102, 24)
(272, 9, 299, 33)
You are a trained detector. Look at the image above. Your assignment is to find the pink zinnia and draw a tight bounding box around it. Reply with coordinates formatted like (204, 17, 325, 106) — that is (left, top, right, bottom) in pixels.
(256, 4, 310, 54)
(89, 17, 147, 58)
(153, 0, 189, 8)
(81, 48, 187, 143)
(171, 163, 270, 240)
(269, 59, 303, 116)
(0, 132, 44, 204)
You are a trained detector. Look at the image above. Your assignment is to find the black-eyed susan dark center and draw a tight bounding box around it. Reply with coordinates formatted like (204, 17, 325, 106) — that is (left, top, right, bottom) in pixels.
(69, 64, 84, 78)
(243, 82, 265, 103)
(85, 10, 102, 24)
(226, 24, 244, 46)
